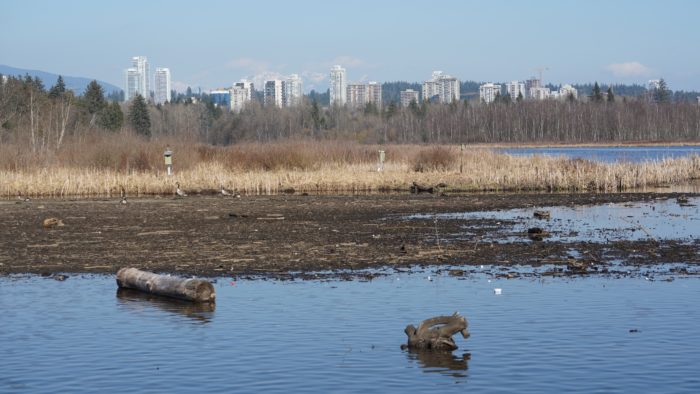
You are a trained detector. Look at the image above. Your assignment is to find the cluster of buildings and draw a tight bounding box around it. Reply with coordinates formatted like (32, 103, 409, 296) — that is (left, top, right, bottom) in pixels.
(396, 71, 461, 108)
(329, 65, 383, 109)
(210, 74, 303, 113)
(124, 56, 171, 104)
(478, 78, 579, 104)
(121, 57, 696, 109)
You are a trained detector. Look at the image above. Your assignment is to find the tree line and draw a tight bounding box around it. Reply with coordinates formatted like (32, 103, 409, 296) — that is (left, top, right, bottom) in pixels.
(2, 74, 699, 152)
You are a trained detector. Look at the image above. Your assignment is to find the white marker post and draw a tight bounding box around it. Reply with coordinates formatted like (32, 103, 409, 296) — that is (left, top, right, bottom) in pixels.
(164, 147, 173, 176)
(378, 150, 385, 172)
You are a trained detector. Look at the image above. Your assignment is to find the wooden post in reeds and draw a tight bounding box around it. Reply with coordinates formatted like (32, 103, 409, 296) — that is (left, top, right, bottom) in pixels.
(116, 268, 216, 303)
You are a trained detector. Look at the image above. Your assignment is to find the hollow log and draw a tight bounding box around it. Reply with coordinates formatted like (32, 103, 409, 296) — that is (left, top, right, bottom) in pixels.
(116, 268, 216, 303)
(402, 312, 469, 351)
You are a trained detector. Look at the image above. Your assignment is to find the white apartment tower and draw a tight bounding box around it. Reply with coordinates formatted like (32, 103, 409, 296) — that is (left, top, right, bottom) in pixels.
(422, 71, 460, 104)
(230, 86, 248, 112)
(346, 83, 367, 109)
(400, 89, 420, 107)
(283, 74, 303, 107)
(264, 80, 284, 108)
(234, 79, 254, 101)
(505, 81, 526, 101)
(479, 83, 502, 104)
(367, 81, 382, 109)
(125, 56, 149, 101)
(330, 65, 347, 106)
(347, 82, 382, 109)
(154, 68, 171, 104)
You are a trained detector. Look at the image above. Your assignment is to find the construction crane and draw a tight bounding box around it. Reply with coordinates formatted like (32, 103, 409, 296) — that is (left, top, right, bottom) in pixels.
(534, 66, 549, 82)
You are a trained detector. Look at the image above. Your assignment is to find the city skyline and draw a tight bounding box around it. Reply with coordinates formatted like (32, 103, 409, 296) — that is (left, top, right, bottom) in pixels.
(3, 0, 700, 91)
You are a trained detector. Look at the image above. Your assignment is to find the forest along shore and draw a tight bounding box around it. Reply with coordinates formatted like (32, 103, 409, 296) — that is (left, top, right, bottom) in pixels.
(2, 193, 698, 278)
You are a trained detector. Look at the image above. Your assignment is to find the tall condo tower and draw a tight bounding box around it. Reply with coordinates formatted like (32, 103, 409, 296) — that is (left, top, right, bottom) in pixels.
(154, 68, 171, 104)
(125, 56, 149, 101)
(329, 65, 347, 106)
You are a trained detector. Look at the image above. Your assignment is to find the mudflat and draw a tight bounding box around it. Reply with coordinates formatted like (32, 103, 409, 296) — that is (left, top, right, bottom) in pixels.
(2, 192, 698, 278)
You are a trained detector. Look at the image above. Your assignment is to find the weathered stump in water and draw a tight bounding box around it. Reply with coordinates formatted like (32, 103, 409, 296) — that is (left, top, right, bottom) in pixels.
(116, 268, 216, 303)
(402, 312, 469, 351)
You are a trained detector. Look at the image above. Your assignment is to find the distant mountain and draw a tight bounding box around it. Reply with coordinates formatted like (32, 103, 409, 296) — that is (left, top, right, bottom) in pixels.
(0, 64, 121, 95)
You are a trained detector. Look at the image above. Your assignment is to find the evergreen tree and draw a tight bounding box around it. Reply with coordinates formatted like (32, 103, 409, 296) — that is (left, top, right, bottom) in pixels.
(516, 91, 523, 102)
(607, 87, 615, 103)
(98, 101, 124, 131)
(128, 94, 151, 137)
(384, 101, 397, 119)
(48, 76, 66, 99)
(654, 78, 671, 103)
(501, 93, 512, 105)
(590, 82, 603, 103)
(310, 100, 324, 131)
(83, 80, 106, 114)
(493, 91, 501, 104)
(567, 93, 576, 103)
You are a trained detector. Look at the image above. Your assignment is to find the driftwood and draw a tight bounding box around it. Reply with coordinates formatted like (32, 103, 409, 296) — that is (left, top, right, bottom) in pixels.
(117, 288, 215, 322)
(116, 267, 216, 303)
(402, 312, 469, 351)
(410, 182, 434, 194)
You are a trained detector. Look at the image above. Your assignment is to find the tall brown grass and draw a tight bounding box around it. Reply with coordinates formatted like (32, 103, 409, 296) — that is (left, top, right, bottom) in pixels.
(1, 135, 699, 198)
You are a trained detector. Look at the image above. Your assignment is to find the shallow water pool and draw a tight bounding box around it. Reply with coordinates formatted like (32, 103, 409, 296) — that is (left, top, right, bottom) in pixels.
(2, 270, 700, 393)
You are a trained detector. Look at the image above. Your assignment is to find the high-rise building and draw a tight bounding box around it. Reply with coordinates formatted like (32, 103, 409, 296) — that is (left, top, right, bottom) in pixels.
(283, 74, 303, 107)
(125, 56, 149, 101)
(154, 68, 171, 104)
(422, 71, 460, 104)
(234, 80, 254, 101)
(505, 81, 526, 101)
(367, 81, 382, 110)
(330, 65, 347, 106)
(525, 77, 541, 99)
(479, 83, 502, 104)
(230, 86, 249, 113)
(346, 83, 367, 109)
(346, 82, 382, 109)
(400, 89, 420, 107)
(264, 80, 284, 107)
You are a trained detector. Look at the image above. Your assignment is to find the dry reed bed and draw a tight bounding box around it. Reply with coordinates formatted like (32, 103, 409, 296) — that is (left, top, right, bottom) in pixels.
(2, 150, 699, 198)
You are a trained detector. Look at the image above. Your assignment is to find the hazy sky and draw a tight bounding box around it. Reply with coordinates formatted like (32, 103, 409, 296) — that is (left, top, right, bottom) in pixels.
(2, 0, 699, 92)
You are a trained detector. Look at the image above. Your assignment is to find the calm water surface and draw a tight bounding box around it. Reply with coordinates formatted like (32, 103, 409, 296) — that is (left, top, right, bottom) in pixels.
(2, 271, 700, 393)
(499, 146, 700, 162)
(409, 196, 700, 243)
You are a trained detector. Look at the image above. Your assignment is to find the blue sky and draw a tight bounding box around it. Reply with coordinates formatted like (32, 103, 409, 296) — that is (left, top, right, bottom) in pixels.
(2, 0, 699, 92)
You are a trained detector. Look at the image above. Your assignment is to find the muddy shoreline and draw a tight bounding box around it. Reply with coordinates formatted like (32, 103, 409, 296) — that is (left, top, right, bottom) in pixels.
(2, 192, 699, 279)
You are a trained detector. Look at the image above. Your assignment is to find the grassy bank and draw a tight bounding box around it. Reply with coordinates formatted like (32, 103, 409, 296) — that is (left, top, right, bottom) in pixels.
(2, 138, 699, 197)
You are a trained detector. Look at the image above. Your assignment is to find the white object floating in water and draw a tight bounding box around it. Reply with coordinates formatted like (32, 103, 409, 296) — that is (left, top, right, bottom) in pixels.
(427, 276, 432, 281)
(494, 288, 502, 295)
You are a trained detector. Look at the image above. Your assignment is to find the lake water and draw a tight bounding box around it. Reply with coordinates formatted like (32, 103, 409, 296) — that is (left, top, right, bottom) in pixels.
(408, 196, 700, 244)
(2, 271, 700, 393)
(499, 146, 700, 163)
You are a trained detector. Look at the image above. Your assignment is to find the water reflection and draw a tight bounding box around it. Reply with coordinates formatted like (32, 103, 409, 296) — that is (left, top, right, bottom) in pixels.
(116, 288, 215, 323)
(406, 350, 471, 379)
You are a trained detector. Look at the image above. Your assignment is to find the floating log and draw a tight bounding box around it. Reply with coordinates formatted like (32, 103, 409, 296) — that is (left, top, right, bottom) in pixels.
(402, 312, 469, 351)
(410, 182, 434, 194)
(116, 267, 216, 303)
